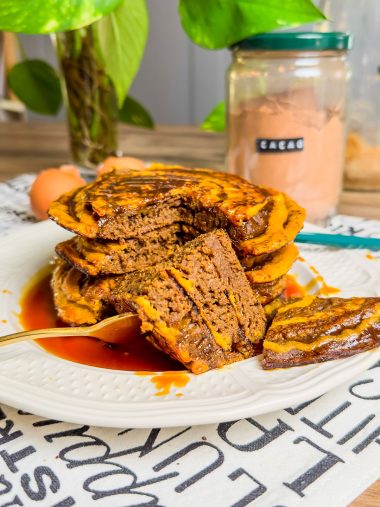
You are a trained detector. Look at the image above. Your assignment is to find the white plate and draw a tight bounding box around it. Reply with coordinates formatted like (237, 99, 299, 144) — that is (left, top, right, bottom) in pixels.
(0, 221, 379, 428)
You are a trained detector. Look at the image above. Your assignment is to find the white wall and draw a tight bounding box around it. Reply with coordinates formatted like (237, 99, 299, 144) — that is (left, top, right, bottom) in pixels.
(130, 0, 230, 124)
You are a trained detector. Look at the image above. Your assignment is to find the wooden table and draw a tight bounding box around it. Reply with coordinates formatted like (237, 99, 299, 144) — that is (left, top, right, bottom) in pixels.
(0, 122, 379, 505)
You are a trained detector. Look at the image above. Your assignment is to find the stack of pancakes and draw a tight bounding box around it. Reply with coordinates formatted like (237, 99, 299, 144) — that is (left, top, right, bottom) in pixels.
(49, 165, 305, 326)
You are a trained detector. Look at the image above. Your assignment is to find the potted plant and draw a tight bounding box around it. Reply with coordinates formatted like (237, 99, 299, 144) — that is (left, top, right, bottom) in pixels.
(0, 0, 324, 166)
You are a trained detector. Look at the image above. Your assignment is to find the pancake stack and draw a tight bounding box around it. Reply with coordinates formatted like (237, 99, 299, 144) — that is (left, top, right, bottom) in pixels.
(49, 165, 305, 326)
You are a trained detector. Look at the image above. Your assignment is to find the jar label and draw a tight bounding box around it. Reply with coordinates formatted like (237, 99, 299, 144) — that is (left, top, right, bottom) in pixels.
(256, 138, 304, 153)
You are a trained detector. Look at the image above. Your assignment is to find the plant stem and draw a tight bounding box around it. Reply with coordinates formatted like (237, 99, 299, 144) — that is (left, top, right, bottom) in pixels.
(55, 26, 118, 168)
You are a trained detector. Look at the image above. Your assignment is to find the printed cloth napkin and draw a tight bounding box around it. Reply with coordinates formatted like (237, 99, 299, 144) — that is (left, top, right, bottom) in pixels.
(0, 174, 379, 507)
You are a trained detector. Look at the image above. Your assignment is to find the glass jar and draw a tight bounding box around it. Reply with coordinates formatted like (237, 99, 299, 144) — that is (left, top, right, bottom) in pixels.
(317, 0, 380, 191)
(226, 32, 352, 224)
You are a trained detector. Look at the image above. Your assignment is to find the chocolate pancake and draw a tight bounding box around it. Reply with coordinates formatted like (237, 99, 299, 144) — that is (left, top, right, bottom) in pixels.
(244, 243, 299, 284)
(238, 193, 305, 256)
(51, 258, 120, 326)
(48, 166, 305, 255)
(56, 224, 182, 276)
(262, 296, 380, 369)
(250, 275, 286, 306)
(56, 226, 299, 284)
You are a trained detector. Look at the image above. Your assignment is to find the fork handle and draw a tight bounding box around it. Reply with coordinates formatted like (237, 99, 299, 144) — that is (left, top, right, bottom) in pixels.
(0, 327, 89, 347)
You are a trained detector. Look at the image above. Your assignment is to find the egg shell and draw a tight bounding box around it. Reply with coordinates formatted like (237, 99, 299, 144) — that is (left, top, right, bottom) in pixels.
(30, 167, 85, 220)
(96, 156, 145, 176)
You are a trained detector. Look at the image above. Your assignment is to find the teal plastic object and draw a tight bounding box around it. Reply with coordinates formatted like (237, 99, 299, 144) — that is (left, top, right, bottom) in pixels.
(295, 232, 380, 251)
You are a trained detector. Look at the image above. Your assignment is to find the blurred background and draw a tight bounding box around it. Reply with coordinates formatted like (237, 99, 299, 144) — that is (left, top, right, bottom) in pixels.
(2, 0, 379, 129)
(2, 0, 230, 125)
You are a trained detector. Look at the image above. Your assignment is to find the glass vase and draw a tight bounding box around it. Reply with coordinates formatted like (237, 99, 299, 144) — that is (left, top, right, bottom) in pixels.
(55, 26, 118, 168)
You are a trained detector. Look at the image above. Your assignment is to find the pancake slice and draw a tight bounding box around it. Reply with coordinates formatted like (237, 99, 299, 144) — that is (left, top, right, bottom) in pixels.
(262, 296, 380, 369)
(111, 230, 266, 374)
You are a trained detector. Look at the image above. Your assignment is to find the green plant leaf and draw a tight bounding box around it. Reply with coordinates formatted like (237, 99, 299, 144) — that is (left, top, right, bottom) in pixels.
(179, 0, 326, 49)
(119, 96, 154, 128)
(201, 101, 226, 132)
(0, 0, 123, 34)
(8, 60, 62, 115)
(96, 0, 148, 108)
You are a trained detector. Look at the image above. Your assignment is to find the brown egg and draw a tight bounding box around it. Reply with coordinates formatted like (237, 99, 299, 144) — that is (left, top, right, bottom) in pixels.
(96, 156, 145, 177)
(30, 165, 86, 220)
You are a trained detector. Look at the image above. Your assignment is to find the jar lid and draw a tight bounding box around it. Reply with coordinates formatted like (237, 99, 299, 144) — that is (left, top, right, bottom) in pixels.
(232, 32, 352, 51)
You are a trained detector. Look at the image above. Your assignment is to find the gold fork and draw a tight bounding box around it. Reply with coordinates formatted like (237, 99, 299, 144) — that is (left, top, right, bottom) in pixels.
(0, 313, 140, 347)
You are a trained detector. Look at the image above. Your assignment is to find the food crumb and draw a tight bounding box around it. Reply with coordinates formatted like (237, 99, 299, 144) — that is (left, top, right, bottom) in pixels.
(1, 319, 7, 323)
(201, 436, 207, 441)
(2, 289, 11, 294)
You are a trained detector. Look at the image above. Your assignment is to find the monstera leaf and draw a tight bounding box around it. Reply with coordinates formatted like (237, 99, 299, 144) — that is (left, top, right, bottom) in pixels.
(0, 0, 123, 33)
(179, 0, 325, 49)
